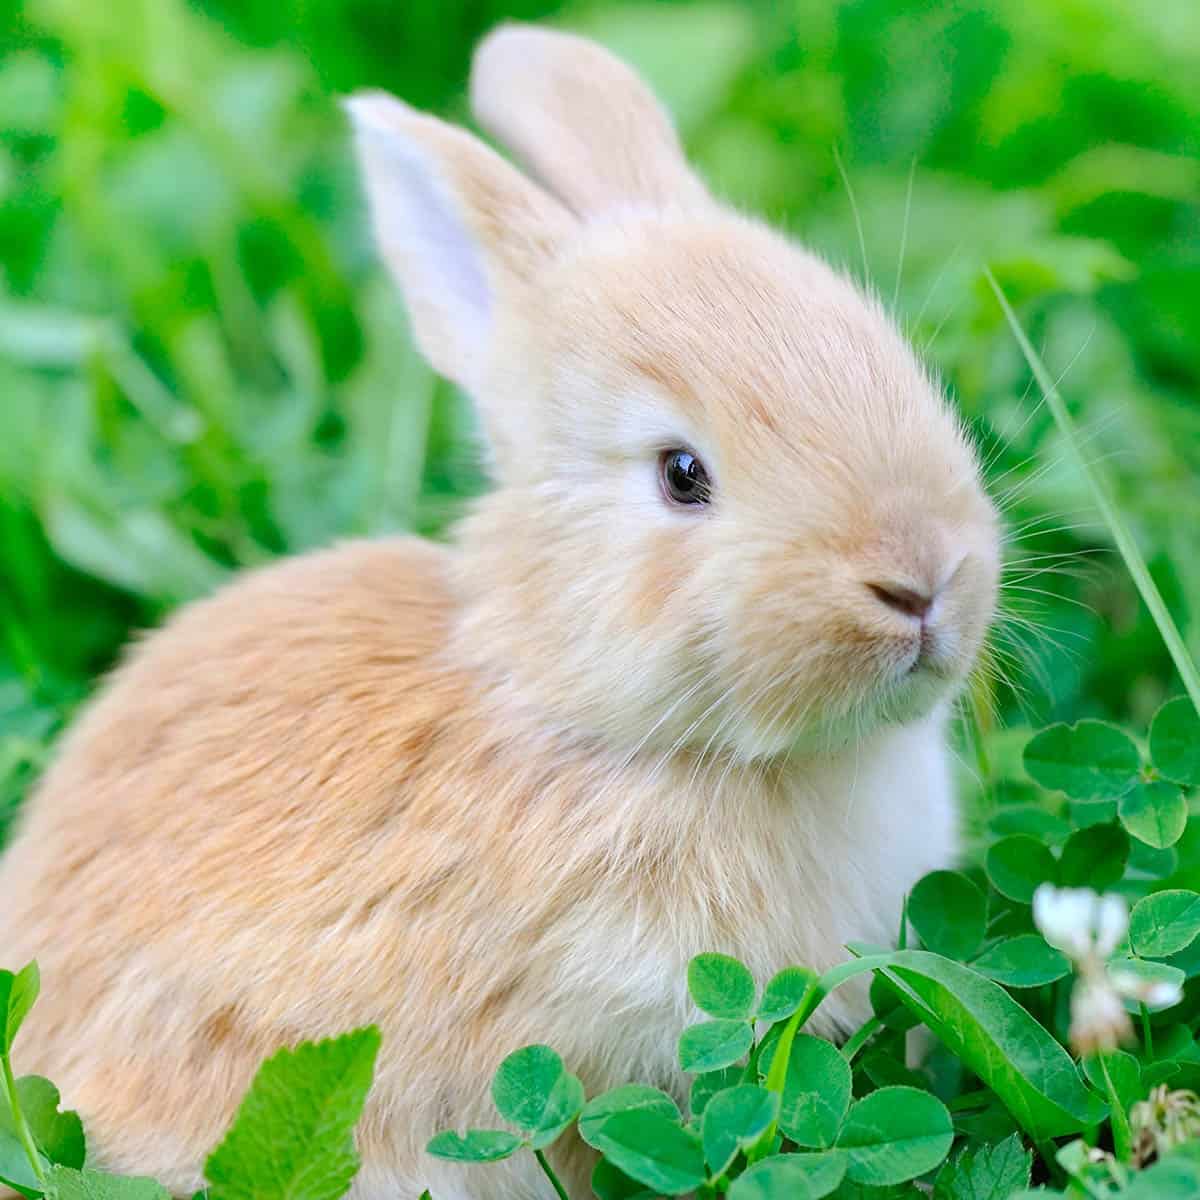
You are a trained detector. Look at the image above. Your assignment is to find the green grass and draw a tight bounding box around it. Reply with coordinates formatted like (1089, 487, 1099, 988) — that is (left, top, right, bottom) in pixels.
(1, 0, 1199, 844)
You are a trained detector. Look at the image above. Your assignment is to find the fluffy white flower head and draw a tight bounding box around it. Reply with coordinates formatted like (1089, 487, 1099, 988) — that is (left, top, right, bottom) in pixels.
(1108, 970, 1184, 1011)
(1032, 884, 1128, 964)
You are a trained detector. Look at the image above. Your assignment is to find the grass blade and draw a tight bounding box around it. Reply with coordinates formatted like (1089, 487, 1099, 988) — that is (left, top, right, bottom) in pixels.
(986, 269, 1200, 718)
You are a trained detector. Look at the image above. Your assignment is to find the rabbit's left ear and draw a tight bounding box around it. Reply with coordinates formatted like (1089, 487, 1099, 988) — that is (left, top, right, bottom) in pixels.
(470, 24, 711, 218)
(344, 90, 575, 391)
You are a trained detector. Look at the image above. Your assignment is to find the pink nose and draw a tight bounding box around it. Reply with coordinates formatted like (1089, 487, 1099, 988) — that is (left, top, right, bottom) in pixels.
(868, 581, 934, 621)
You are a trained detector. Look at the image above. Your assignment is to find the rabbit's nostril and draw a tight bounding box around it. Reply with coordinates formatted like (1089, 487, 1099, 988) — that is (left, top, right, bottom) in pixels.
(868, 581, 934, 621)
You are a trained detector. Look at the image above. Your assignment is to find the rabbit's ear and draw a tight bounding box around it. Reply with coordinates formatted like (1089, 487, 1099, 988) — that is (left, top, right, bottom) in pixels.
(344, 91, 575, 389)
(470, 25, 710, 218)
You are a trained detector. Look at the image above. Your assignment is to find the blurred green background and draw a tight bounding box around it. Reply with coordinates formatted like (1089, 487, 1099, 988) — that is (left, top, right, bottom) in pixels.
(1, 0, 1198, 841)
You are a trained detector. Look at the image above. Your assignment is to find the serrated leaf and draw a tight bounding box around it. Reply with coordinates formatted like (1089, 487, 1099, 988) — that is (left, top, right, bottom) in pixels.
(490, 1045, 583, 1148)
(43, 1165, 171, 1199)
(1150, 698, 1200, 787)
(908, 871, 987, 961)
(1, 962, 40, 1054)
(728, 1151, 847, 1199)
(837, 1086, 954, 1186)
(1024, 721, 1141, 799)
(1129, 890, 1200, 957)
(425, 1130, 522, 1162)
(204, 1027, 380, 1200)
(700, 1085, 776, 1176)
(1120, 781, 1189, 849)
(756, 967, 814, 1023)
(932, 1133, 1032, 1198)
(687, 954, 756, 1020)
(970, 935, 1070, 988)
(584, 1110, 707, 1196)
(778, 1034, 852, 1149)
(677, 1019, 753, 1073)
(984, 836, 1057, 903)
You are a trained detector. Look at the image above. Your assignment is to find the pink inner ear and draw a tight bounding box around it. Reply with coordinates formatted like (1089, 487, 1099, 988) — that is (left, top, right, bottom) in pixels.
(358, 118, 492, 343)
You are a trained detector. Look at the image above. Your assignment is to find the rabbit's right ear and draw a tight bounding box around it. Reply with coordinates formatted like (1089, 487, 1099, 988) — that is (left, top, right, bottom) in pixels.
(470, 25, 710, 217)
(344, 91, 575, 390)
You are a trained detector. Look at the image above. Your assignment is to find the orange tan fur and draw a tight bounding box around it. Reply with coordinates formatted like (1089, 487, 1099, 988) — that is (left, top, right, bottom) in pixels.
(0, 24, 1000, 1199)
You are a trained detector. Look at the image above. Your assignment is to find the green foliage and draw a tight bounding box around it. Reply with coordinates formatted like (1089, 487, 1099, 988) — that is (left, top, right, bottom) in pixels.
(729, 1151, 846, 1199)
(874, 951, 1107, 1140)
(756, 967, 815, 1023)
(424, 1131, 523, 1164)
(1, 970, 384, 1200)
(203, 1028, 380, 1200)
(933, 1133, 1031, 1198)
(201, 1027, 379, 1200)
(1128, 890, 1200, 958)
(678, 1020, 755, 1074)
(985, 835, 1058, 903)
(1119, 782, 1188, 850)
(701, 1086, 777, 1176)
(971, 935, 1070, 989)
(837, 1086, 954, 1187)
(580, 1109, 707, 1196)
(907, 871, 988, 961)
(42, 1168, 170, 1200)
(1150, 700, 1200, 788)
(1, 962, 40, 1054)
(778, 1036, 851, 1149)
(688, 954, 758, 1020)
(491, 1045, 585, 1150)
(1022, 722, 1141, 801)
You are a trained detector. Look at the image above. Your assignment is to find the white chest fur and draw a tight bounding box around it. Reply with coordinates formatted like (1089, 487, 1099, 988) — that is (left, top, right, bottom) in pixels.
(543, 711, 957, 1096)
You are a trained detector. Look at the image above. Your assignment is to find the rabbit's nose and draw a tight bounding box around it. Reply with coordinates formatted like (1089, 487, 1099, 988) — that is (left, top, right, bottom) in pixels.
(867, 581, 935, 622)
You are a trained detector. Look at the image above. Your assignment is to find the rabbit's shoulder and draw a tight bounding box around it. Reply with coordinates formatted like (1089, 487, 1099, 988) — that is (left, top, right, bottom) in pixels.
(18, 536, 464, 840)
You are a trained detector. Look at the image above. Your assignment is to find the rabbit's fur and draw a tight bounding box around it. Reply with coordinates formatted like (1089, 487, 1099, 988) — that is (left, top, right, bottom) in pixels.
(0, 25, 1000, 1200)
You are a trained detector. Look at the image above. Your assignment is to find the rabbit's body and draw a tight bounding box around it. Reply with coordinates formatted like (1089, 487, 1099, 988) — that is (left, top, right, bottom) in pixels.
(0, 536, 953, 1198)
(0, 23, 1000, 1200)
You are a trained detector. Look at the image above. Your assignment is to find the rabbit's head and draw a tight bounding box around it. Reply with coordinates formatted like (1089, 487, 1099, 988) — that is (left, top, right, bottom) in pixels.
(346, 26, 999, 760)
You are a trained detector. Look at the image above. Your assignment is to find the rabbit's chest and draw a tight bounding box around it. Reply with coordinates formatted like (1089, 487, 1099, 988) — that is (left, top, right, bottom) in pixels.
(546, 725, 955, 1092)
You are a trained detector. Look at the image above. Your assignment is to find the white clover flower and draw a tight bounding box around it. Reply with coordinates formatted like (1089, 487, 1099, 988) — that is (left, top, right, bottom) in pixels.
(1032, 884, 1129, 964)
(1031, 884, 1158, 1056)
(1069, 974, 1133, 1056)
(1108, 970, 1184, 1011)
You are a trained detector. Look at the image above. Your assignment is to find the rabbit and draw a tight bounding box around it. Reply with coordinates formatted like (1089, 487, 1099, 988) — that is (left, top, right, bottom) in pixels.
(0, 23, 1001, 1200)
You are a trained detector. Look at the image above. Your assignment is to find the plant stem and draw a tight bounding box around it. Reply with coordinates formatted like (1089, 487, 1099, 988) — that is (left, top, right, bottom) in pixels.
(1099, 1053, 1133, 1164)
(841, 1015, 883, 1062)
(2, 1051, 45, 1185)
(747, 955, 890, 1165)
(534, 1148, 570, 1200)
(1140, 1003, 1154, 1058)
(987, 271, 1200, 719)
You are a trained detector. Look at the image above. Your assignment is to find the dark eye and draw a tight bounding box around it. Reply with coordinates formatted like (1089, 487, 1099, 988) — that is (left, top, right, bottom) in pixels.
(659, 449, 711, 506)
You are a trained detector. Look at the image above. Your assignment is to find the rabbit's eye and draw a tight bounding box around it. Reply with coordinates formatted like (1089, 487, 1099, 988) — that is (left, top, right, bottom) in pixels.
(659, 449, 711, 506)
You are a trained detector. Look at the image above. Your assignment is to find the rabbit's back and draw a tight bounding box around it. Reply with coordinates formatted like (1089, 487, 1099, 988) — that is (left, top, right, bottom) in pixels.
(0, 537, 491, 1190)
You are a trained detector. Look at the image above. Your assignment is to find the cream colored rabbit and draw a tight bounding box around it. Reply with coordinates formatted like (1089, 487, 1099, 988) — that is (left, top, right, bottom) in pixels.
(0, 24, 1000, 1200)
